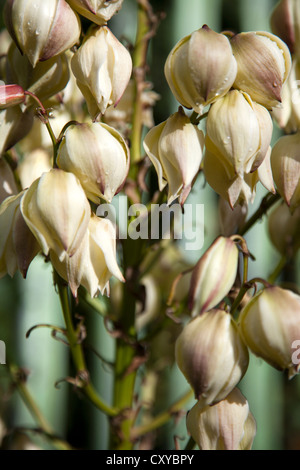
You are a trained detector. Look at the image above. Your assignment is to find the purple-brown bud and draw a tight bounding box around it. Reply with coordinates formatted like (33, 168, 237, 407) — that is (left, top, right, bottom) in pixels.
(0, 84, 25, 110)
(231, 31, 291, 109)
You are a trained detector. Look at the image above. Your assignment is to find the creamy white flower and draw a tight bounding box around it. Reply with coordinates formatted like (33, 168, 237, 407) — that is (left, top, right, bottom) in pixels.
(4, 0, 81, 67)
(143, 108, 204, 205)
(57, 121, 129, 203)
(51, 215, 124, 297)
(20, 169, 91, 261)
(71, 25, 132, 118)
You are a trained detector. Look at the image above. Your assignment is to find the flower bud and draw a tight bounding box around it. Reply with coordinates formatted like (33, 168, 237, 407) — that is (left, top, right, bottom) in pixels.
(188, 236, 239, 316)
(271, 132, 300, 212)
(175, 310, 249, 407)
(20, 169, 91, 261)
(4, 0, 81, 67)
(239, 286, 300, 378)
(270, 0, 300, 56)
(271, 58, 300, 134)
(206, 90, 273, 177)
(186, 388, 256, 450)
(50, 215, 124, 297)
(0, 158, 18, 203)
(66, 0, 124, 25)
(268, 202, 300, 256)
(143, 108, 204, 205)
(0, 192, 40, 279)
(0, 106, 34, 155)
(0, 84, 25, 110)
(71, 25, 132, 118)
(164, 25, 237, 113)
(230, 31, 291, 109)
(57, 121, 129, 203)
(203, 137, 258, 208)
(6, 42, 70, 105)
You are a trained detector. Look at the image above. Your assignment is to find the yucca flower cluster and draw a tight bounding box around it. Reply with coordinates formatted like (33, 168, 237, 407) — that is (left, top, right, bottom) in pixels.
(0, 0, 300, 453)
(0, 0, 131, 297)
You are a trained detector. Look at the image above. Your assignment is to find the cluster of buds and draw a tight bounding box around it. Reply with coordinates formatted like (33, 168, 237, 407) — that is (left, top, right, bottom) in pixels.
(147, 23, 291, 208)
(0, 0, 129, 298)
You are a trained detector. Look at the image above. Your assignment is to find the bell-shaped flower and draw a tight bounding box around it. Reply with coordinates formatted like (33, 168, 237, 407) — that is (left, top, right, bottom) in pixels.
(50, 215, 124, 297)
(164, 25, 237, 113)
(188, 236, 239, 316)
(71, 25, 132, 118)
(271, 131, 300, 212)
(4, 0, 81, 67)
(143, 108, 204, 205)
(230, 30, 291, 109)
(0, 192, 40, 279)
(203, 136, 275, 208)
(57, 121, 129, 203)
(175, 309, 249, 407)
(270, 0, 300, 57)
(67, 0, 124, 25)
(206, 90, 273, 177)
(239, 286, 300, 378)
(186, 388, 256, 450)
(20, 169, 91, 261)
(271, 58, 300, 134)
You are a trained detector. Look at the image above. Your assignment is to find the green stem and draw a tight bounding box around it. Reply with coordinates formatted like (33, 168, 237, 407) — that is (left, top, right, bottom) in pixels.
(131, 389, 194, 440)
(130, 0, 153, 169)
(56, 275, 119, 418)
(184, 436, 196, 450)
(238, 193, 281, 236)
(9, 364, 71, 450)
(111, 251, 139, 449)
(24, 91, 58, 158)
(230, 283, 251, 317)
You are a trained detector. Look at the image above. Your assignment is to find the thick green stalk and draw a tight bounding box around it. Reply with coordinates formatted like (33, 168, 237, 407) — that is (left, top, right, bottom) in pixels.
(110, 237, 145, 449)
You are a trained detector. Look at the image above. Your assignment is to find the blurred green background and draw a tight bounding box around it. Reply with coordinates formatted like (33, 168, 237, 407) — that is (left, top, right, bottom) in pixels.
(0, 0, 300, 450)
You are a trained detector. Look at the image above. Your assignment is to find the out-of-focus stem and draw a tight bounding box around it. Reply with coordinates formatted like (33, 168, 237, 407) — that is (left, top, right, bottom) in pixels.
(56, 275, 119, 418)
(131, 388, 194, 440)
(238, 193, 281, 236)
(130, 0, 154, 168)
(9, 364, 71, 450)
